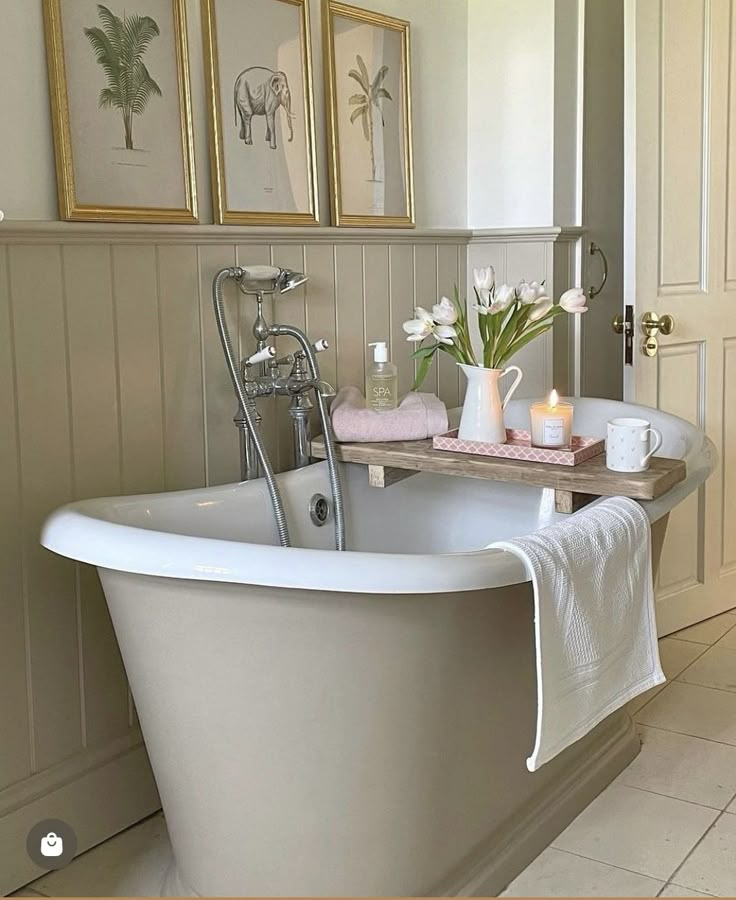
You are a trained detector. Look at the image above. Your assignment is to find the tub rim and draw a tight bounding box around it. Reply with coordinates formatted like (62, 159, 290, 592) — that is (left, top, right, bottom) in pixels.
(40, 403, 716, 594)
(42, 501, 533, 594)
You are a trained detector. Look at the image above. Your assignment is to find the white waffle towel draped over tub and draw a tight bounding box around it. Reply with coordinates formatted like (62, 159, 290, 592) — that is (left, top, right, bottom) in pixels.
(490, 496, 665, 771)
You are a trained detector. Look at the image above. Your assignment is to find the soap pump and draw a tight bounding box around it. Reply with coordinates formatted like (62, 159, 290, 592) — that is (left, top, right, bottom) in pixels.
(366, 341, 398, 412)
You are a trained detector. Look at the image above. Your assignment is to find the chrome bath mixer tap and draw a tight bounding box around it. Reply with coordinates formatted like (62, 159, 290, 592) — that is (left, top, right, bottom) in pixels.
(211, 265, 345, 551)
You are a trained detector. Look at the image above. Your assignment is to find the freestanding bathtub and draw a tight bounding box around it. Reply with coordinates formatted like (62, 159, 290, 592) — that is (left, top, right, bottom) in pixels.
(42, 398, 715, 897)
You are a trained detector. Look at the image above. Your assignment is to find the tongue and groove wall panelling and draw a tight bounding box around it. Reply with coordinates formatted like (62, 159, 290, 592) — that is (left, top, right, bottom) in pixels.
(304, 243, 339, 409)
(198, 244, 240, 487)
(7, 244, 81, 771)
(437, 243, 463, 409)
(62, 244, 128, 748)
(389, 243, 416, 398)
(0, 243, 30, 790)
(111, 245, 166, 496)
(413, 244, 440, 396)
(157, 244, 208, 492)
(335, 244, 366, 393)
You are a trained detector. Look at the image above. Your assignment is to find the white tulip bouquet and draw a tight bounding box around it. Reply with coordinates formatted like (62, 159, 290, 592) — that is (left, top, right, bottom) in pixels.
(403, 267, 588, 389)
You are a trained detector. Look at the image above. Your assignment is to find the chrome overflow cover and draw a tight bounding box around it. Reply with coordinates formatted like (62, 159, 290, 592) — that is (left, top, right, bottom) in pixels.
(309, 494, 331, 527)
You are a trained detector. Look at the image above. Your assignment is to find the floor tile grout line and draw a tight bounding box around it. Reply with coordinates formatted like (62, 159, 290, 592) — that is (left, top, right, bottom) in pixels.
(671, 637, 731, 682)
(630, 640, 711, 717)
(632, 656, 709, 718)
(657, 880, 718, 897)
(711, 623, 736, 648)
(637, 719, 736, 751)
(669, 614, 736, 646)
(613, 778, 728, 812)
(668, 636, 721, 647)
(668, 636, 725, 649)
(635, 719, 736, 748)
(670, 621, 736, 639)
(542, 845, 669, 885)
(547, 783, 722, 887)
(670, 641, 713, 671)
(666, 808, 727, 891)
(674, 672, 736, 696)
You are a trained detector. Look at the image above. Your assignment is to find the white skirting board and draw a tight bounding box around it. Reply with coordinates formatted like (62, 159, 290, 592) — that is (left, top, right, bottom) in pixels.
(0, 741, 160, 896)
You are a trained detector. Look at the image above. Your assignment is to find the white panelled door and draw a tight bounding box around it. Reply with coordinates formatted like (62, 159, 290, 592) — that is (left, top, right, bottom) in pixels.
(626, 0, 735, 634)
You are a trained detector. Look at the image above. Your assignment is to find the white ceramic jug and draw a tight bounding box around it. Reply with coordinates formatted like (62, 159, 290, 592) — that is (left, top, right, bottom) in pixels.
(457, 364, 524, 444)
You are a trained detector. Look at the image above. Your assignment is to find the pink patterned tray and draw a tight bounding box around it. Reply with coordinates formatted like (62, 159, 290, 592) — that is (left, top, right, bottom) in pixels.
(432, 429, 605, 467)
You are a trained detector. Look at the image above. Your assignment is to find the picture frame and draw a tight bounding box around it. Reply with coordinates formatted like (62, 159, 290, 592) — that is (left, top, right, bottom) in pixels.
(323, 1, 415, 228)
(43, 0, 198, 223)
(202, 0, 319, 226)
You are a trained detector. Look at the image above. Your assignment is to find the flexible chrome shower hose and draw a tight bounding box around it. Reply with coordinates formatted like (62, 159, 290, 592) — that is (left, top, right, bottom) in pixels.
(212, 268, 291, 547)
(270, 324, 346, 552)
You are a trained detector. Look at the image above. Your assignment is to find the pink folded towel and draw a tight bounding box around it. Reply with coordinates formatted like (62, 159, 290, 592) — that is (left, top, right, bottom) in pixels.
(330, 386, 448, 442)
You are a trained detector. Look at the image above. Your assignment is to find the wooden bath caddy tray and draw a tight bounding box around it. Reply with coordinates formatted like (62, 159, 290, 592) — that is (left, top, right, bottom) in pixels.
(310, 435, 686, 514)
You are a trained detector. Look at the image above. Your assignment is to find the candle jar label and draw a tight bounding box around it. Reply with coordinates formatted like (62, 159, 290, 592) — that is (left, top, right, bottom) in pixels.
(543, 418, 565, 445)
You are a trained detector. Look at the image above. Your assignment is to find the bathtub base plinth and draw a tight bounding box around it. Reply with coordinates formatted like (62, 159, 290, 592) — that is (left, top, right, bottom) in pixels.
(156, 709, 639, 898)
(435, 709, 640, 897)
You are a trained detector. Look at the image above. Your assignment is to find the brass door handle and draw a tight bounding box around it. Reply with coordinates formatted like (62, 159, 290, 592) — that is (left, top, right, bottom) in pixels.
(641, 311, 676, 336)
(640, 312, 675, 357)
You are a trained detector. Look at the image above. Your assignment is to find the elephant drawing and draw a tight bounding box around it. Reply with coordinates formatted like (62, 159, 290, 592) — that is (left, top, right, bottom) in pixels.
(234, 66, 295, 151)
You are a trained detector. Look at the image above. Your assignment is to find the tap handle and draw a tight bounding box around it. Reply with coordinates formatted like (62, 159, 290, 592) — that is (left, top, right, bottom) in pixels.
(245, 345, 276, 366)
(313, 338, 329, 353)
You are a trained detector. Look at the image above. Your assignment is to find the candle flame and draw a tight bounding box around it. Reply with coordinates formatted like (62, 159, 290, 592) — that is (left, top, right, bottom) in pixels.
(549, 389, 559, 409)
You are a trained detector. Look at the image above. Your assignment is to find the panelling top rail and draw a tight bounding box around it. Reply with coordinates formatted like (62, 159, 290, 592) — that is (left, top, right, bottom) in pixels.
(0, 222, 583, 246)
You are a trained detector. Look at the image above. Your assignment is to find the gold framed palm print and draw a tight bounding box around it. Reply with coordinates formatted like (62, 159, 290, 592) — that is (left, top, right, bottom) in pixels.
(202, 0, 319, 226)
(323, 1, 414, 227)
(43, 0, 198, 223)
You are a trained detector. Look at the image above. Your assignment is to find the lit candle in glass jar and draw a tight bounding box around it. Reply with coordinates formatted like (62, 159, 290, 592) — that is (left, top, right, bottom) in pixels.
(530, 390, 574, 449)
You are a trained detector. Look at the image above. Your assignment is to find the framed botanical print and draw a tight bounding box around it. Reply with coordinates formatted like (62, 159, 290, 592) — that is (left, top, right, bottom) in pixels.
(323, 1, 414, 227)
(43, 0, 198, 223)
(202, 0, 319, 226)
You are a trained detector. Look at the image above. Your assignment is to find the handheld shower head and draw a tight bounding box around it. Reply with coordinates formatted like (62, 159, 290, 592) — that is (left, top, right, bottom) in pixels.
(278, 269, 308, 293)
(237, 265, 308, 296)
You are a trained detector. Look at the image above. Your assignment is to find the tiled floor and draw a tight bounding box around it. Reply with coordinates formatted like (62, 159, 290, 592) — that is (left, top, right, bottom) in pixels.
(10, 610, 736, 898)
(504, 608, 736, 897)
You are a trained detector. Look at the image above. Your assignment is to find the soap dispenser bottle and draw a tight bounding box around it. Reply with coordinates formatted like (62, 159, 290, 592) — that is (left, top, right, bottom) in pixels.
(366, 341, 398, 412)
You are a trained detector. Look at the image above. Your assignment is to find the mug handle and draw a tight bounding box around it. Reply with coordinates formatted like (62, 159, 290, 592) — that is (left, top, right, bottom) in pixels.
(641, 427, 663, 465)
(499, 365, 524, 410)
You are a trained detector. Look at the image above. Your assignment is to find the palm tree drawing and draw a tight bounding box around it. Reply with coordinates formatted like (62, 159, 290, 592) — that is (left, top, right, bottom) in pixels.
(84, 4, 162, 151)
(348, 55, 392, 182)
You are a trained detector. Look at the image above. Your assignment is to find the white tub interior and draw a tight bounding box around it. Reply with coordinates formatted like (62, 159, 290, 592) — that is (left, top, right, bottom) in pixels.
(99, 464, 564, 554)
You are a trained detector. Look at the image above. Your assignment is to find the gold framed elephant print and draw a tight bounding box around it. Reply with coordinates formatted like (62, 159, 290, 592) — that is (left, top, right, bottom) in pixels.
(43, 0, 198, 223)
(202, 0, 319, 225)
(323, 1, 414, 227)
